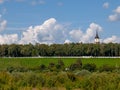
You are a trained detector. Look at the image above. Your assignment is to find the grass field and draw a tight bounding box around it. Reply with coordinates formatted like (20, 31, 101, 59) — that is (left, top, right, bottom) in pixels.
(0, 57, 120, 90)
(0, 57, 120, 70)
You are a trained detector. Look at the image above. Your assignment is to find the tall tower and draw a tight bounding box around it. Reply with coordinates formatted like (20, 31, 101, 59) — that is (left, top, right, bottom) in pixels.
(94, 30, 100, 44)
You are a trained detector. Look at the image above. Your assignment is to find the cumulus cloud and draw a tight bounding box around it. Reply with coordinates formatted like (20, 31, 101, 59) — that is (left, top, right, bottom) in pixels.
(19, 18, 65, 44)
(0, 18, 119, 44)
(103, 2, 109, 9)
(103, 36, 120, 43)
(109, 6, 120, 22)
(69, 29, 83, 42)
(0, 34, 18, 44)
(69, 23, 102, 43)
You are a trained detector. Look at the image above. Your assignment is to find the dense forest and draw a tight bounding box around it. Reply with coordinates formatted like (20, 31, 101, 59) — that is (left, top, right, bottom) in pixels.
(0, 43, 120, 57)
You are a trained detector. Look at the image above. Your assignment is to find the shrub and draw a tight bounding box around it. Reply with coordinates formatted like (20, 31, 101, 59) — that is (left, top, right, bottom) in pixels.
(99, 64, 115, 72)
(83, 63, 96, 72)
(67, 72, 76, 82)
(46, 76, 57, 87)
(7, 66, 28, 73)
(56, 59, 65, 71)
(39, 64, 46, 71)
(57, 59, 65, 66)
(7, 66, 15, 73)
(76, 58, 82, 68)
(24, 73, 45, 87)
(69, 59, 82, 71)
(69, 63, 79, 71)
(48, 62, 56, 71)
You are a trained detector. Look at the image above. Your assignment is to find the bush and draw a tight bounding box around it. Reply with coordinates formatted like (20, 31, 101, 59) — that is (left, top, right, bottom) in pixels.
(67, 72, 76, 82)
(99, 64, 115, 72)
(48, 62, 56, 71)
(39, 64, 46, 71)
(83, 63, 96, 72)
(7, 66, 28, 73)
(76, 58, 82, 68)
(46, 76, 57, 87)
(56, 59, 65, 71)
(24, 73, 45, 87)
(69, 59, 82, 71)
(7, 66, 15, 73)
(57, 59, 65, 66)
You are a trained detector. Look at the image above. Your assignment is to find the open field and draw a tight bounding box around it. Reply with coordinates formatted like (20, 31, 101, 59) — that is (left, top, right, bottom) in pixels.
(0, 57, 120, 90)
(0, 57, 120, 70)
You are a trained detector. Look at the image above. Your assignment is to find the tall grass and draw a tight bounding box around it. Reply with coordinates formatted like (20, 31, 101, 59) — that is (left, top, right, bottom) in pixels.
(0, 71, 120, 90)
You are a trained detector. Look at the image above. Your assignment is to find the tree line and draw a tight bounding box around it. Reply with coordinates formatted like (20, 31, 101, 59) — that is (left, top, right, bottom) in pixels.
(0, 43, 120, 57)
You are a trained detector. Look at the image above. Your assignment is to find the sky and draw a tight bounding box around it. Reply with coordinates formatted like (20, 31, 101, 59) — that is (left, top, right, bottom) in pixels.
(0, 0, 120, 44)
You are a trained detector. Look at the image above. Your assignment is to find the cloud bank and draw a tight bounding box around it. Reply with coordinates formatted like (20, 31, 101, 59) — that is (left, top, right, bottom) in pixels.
(0, 18, 119, 44)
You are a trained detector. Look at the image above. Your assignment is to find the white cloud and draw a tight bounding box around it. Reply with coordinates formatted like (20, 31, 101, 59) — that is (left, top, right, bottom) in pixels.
(103, 36, 120, 43)
(109, 6, 120, 22)
(114, 6, 120, 14)
(64, 39, 71, 44)
(19, 18, 65, 44)
(69, 29, 83, 42)
(108, 14, 120, 21)
(69, 23, 102, 43)
(103, 2, 109, 9)
(0, 18, 119, 44)
(82, 23, 102, 42)
(0, 34, 18, 44)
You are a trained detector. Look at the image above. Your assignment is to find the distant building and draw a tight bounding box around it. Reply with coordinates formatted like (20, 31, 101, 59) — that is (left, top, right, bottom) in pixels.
(94, 30, 100, 44)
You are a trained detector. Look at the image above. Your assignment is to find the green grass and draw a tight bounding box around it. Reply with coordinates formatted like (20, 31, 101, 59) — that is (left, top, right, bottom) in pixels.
(0, 57, 120, 70)
(82, 58, 120, 67)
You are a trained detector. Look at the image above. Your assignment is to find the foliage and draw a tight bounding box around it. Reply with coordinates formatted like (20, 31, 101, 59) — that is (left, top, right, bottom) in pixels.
(99, 64, 115, 72)
(7, 66, 28, 73)
(69, 59, 82, 71)
(0, 71, 120, 90)
(1, 58, 120, 89)
(75, 70, 91, 76)
(0, 43, 120, 57)
(39, 64, 46, 71)
(83, 63, 97, 72)
(56, 59, 65, 70)
(67, 72, 76, 82)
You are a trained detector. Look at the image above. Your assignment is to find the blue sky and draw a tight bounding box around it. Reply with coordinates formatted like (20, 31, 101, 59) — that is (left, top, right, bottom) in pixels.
(0, 0, 120, 44)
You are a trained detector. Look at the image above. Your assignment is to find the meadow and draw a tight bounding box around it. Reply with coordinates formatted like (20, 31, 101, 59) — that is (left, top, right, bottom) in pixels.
(0, 57, 120, 90)
(0, 57, 120, 70)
